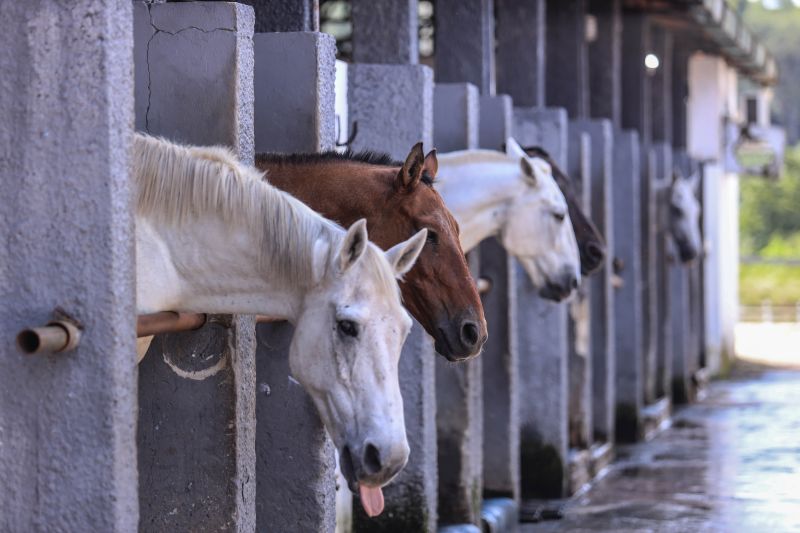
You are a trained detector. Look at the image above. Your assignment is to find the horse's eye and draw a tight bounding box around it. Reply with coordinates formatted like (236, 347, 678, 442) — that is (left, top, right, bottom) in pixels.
(553, 212, 566, 222)
(426, 230, 439, 245)
(337, 319, 359, 338)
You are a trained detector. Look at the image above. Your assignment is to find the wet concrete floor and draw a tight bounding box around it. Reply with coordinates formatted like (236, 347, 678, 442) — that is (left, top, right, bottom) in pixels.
(524, 365, 800, 532)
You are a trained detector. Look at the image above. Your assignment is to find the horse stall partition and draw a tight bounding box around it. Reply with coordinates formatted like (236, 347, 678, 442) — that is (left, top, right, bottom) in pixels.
(132, 3, 258, 530)
(0, 3, 138, 531)
(512, 107, 571, 504)
(252, 27, 339, 533)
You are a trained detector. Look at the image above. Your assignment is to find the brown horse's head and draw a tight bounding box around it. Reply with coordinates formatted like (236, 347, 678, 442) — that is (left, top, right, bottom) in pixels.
(522, 146, 606, 276)
(256, 144, 487, 362)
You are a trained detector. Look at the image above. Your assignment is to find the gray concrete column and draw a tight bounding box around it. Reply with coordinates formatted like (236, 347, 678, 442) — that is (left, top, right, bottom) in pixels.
(572, 120, 616, 448)
(653, 143, 674, 401)
(253, 30, 338, 533)
(588, 0, 622, 127)
(434, 0, 495, 94)
(348, 62, 437, 532)
(612, 130, 643, 443)
(669, 253, 691, 405)
(434, 83, 480, 152)
(434, 84, 483, 527)
(513, 107, 570, 499)
(642, 145, 658, 406)
(239, 0, 319, 33)
(672, 43, 691, 150)
(351, 0, 418, 64)
(546, 0, 589, 119)
(495, 0, 546, 107)
(479, 94, 514, 150)
(0, 2, 137, 531)
(651, 26, 674, 145)
(133, 3, 257, 530)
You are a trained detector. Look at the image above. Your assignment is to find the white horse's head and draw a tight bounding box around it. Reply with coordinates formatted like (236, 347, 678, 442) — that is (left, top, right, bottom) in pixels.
(503, 138, 581, 301)
(670, 171, 702, 263)
(291, 219, 426, 497)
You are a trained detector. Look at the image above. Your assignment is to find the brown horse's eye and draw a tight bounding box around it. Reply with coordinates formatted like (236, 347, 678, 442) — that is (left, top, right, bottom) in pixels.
(426, 230, 439, 245)
(337, 319, 359, 338)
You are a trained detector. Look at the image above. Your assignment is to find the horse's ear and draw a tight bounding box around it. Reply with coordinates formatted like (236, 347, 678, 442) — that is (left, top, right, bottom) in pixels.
(423, 149, 438, 178)
(386, 228, 427, 279)
(520, 157, 537, 187)
(398, 142, 426, 189)
(338, 218, 369, 272)
(505, 137, 526, 159)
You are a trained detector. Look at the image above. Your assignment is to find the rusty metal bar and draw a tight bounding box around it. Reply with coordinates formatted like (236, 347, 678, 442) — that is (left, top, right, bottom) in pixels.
(136, 312, 207, 338)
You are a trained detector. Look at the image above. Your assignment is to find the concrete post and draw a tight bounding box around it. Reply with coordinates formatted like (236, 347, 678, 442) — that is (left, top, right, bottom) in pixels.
(434, 83, 480, 152)
(672, 44, 691, 151)
(651, 26, 674, 145)
(351, 0, 418, 64)
(572, 120, 616, 452)
(513, 107, 570, 499)
(546, 0, 589, 119)
(133, 3, 257, 530)
(669, 250, 691, 405)
(0, 2, 137, 531)
(348, 63, 437, 532)
(588, 0, 622, 127)
(252, 30, 338, 533)
(653, 143, 673, 401)
(434, 0, 495, 94)
(239, 0, 319, 33)
(479, 95, 514, 150)
(495, 0, 546, 107)
(433, 83, 483, 527)
(612, 130, 643, 443)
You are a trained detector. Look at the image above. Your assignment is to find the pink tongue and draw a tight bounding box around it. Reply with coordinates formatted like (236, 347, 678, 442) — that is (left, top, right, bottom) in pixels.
(359, 484, 385, 517)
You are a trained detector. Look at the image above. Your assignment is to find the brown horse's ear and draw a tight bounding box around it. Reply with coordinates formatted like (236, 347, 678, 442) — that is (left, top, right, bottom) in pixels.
(423, 149, 438, 178)
(398, 142, 425, 189)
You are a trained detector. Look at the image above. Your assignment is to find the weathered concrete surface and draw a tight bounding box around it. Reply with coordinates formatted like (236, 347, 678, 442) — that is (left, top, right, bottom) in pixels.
(524, 367, 800, 532)
(612, 130, 643, 443)
(348, 64, 434, 161)
(134, 3, 257, 531)
(351, 0, 418, 64)
(434, 0, 495, 94)
(653, 143, 673, 400)
(495, 0, 546, 107)
(0, 2, 137, 531)
(354, 322, 438, 533)
(479, 94, 513, 150)
(434, 83, 479, 153)
(545, 0, 588, 119)
(587, 0, 622, 126)
(254, 32, 335, 153)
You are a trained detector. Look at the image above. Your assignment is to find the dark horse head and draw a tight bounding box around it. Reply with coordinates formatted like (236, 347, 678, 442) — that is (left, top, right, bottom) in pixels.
(520, 146, 606, 276)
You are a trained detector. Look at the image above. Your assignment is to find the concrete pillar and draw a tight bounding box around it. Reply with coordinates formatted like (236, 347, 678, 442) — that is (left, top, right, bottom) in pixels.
(672, 43, 691, 151)
(434, 83, 480, 152)
(670, 252, 691, 404)
(479, 95, 513, 150)
(351, 0, 418, 64)
(348, 63, 437, 532)
(434, 0, 495, 94)
(254, 32, 335, 153)
(433, 84, 483, 527)
(513, 107, 570, 499)
(0, 2, 137, 531)
(495, 0, 546, 107)
(133, 3, 257, 530)
(612, 130, 643, 443)
(253, 30, 338, 533)
(572, 120, 616, 449)
(348, 64, 434, 160)
(651, 26, 674, 145)
(620, 13, 651, 145)
(546, 0, 589, 119)
(588, 0, 622, 127)
(653, 143, 673, 401)
(239, 0, 319, 33)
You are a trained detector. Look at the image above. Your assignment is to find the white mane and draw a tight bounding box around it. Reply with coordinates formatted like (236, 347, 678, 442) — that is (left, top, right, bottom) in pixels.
(132, 133, 398, 295)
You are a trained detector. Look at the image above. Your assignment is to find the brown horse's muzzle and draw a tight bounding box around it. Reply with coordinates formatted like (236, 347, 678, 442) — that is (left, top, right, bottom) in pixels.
(432, 311, 487, 362)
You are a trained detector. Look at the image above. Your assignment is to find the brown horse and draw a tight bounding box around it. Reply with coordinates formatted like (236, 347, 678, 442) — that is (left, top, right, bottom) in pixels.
(256, 144, 487, 361)
(521, 146, 606, 276)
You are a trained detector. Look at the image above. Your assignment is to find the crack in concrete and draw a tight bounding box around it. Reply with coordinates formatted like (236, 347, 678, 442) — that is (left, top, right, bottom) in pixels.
(143, 3, 236, 131)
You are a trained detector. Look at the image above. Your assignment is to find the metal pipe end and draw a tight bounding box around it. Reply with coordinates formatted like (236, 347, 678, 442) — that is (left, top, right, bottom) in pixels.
(17, 320, 81, 355)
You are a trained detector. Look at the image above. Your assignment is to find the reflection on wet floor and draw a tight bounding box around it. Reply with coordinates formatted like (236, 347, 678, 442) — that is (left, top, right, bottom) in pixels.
(524, 366, 800, 532)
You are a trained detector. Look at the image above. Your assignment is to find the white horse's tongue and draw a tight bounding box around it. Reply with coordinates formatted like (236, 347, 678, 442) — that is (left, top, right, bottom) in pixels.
(359, 484, 385, 517)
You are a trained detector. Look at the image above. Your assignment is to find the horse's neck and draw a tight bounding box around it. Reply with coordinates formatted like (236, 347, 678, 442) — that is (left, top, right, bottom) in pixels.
(436, 154, 524, 252)
(135, 213, 305, 319)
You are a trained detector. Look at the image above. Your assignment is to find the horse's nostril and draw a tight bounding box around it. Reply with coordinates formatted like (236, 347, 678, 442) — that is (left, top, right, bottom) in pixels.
(585, 242, 604, 262)
(571, 276, 579, 289)
(461, 321, 479, 347)
(363, 442, 382, 476)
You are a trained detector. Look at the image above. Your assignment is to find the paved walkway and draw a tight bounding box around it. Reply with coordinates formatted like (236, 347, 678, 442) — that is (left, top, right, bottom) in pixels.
(524, 364, 800, 533)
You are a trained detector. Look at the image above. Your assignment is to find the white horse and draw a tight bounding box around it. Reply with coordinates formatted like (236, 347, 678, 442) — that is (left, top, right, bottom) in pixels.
(668, 170, 702, 263)
(133, 134, 428, 516)
(435, 138, 581, 301)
